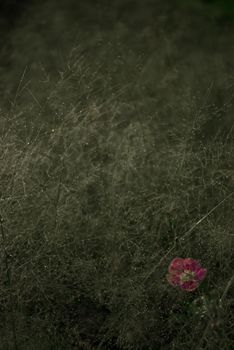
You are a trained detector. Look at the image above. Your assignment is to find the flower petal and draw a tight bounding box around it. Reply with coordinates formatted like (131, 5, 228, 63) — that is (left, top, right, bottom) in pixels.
(180, 280, 199, 292)
(166, 273, 181, 287)
(195, 268, 207, 281)
(183, 258, 200, 272)
(168, 258, 184, 273)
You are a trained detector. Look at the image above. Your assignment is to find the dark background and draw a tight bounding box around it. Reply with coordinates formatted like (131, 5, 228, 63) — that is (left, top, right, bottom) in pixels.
(1, 0, 234, 23)
(0, 1, 233, 349)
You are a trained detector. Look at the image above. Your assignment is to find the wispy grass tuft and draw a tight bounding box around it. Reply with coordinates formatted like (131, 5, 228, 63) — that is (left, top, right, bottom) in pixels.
(0, 1, 234, 349)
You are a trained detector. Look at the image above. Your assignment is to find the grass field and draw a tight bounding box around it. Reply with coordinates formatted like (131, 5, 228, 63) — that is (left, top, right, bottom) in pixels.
(0, 0, 234, 349)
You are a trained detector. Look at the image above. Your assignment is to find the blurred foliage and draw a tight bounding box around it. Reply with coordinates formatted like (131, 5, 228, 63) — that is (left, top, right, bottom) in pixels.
(180, 0, 234, 22)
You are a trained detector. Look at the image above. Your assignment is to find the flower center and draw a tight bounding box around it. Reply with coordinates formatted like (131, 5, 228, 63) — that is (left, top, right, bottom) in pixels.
(180, 270, 195, 282)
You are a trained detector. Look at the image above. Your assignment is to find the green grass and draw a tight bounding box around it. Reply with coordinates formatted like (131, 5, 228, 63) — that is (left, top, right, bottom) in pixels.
(0, 1, 234, 349)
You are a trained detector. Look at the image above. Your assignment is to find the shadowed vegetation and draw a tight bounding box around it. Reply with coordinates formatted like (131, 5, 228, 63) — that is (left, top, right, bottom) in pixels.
(0, 0, 233, 349)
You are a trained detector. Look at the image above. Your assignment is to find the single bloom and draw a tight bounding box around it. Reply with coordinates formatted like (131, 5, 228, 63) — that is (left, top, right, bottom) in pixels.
(166, 257, 207, 292)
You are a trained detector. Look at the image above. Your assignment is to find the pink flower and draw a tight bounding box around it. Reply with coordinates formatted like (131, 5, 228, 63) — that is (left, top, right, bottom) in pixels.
(166, 257, 207, 292)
